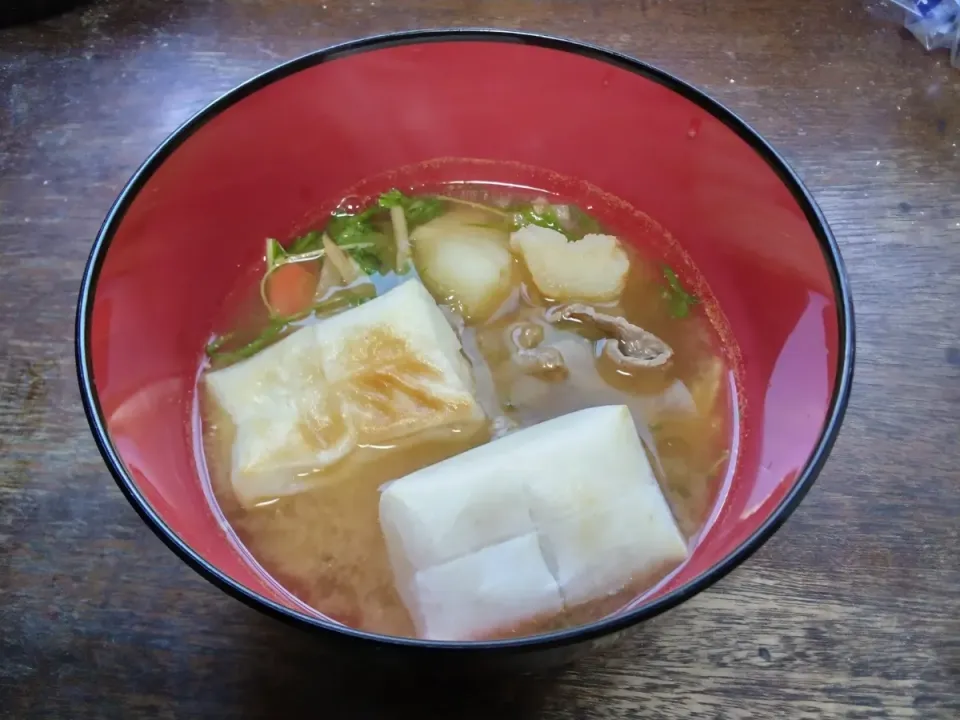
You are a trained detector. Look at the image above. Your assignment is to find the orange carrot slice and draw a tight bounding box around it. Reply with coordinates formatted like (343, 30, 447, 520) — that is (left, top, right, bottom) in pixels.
(266, 261, 319, 317)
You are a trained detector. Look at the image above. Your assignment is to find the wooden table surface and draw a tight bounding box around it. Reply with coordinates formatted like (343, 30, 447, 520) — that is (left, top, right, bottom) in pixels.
(1, 1, 958, 717)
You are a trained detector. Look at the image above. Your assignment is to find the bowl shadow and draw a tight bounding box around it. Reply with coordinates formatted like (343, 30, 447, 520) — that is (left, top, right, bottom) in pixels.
(226, 612, 565, 719)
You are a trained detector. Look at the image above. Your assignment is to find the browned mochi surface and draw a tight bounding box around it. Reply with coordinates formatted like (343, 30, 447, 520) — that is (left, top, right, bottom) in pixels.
(205, 279, 486, 509)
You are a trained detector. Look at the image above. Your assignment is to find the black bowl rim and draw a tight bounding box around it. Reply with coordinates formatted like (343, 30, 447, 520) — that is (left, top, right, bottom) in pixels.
(75, 28, 855, 655)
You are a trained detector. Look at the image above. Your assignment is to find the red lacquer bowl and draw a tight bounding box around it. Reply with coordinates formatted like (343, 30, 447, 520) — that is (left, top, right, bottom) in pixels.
(76, 30, 854, 669)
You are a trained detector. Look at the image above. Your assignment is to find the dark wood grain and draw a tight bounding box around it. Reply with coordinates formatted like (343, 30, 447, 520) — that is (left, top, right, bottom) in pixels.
(1, 0, 958, 717)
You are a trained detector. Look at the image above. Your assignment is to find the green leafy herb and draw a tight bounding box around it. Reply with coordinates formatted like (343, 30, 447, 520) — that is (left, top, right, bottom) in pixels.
(313, 285, 377, 316)
(206, 316, 299, 367)
(404, 197, 445, 228)
(377, 188, 405, 208)
(208, 286, 377, 368)
(270, 190, 446, 282)
(378, 189, 445, 229)
(264, 221, 384, 287)
(510, 205, 570, 238)
(349, 246, 383, 275)
(661, 266, 699, 318)
(327, 208, 377, 240)
(508, 201, 605, 241)
(324, 210, 384, 274)
(325, 189, 440, 273)
(324, 189, 443, 275)
(287, 230, 324, 255)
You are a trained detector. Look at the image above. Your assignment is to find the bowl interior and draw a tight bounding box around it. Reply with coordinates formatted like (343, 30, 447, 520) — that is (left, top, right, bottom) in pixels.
(80, 34, 848, 643)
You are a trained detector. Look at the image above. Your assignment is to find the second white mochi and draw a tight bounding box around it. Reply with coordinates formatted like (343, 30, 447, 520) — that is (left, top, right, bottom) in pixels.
(378, 404, 689, 641)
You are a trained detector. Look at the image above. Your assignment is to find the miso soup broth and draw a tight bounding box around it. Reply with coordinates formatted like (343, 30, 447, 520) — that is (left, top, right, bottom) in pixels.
(198, 181, 739, 640)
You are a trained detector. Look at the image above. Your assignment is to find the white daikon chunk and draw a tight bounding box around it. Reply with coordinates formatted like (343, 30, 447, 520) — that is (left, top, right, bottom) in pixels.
(510, 225, 629, 303)
(413, 209, 516, 322)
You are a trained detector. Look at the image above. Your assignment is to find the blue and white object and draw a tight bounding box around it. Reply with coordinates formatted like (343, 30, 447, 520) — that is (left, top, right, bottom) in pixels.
(872, 0, 960, 66)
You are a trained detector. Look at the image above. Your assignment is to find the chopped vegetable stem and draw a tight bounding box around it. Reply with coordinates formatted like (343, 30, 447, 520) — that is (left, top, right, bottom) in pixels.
(435, 195, 510, 217)
(322, 233, 361, 284)
(266, 238, 286, 269)
(390, 204, 411, 273)
(207, 319, 294, 367)
(661, 265, 699, 318)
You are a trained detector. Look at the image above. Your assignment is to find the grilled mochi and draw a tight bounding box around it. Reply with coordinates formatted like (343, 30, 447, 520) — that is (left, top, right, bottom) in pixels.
(378, 404, 688, 641)
(205, 280, 485, 508)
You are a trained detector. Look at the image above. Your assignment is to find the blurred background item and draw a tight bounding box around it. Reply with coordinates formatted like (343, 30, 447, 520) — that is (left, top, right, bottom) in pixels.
(867, 0, 960, 66)
(0, 0, 89, 28)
